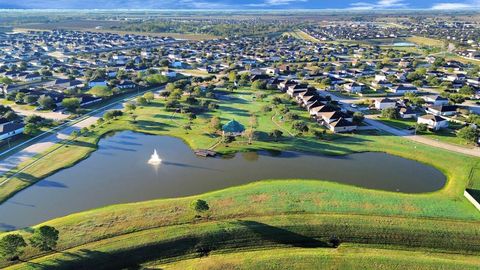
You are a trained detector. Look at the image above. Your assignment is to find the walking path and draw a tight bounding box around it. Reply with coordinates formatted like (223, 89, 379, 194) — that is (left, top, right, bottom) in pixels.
(323, 91, 480, 158)
(0, 87, 164, 180)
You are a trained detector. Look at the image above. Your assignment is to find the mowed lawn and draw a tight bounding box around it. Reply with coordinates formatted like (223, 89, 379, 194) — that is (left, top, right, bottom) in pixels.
(0, 87, 479, 269)
(156, 245, 480, 270)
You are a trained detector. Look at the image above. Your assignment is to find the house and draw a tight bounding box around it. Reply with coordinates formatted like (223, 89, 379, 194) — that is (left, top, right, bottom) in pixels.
(426, 105, 457, 116)
(0, 119, 24, 141)
(398, 106, 416, 119)
(389, 85, 418, 95)
(374, 98, 396, 110)
(88, 79, 107, 88)
(417, 115, 449, 130)
(310, 104, 336, 117)
(320, 111, 353, 124)
(327, 118, 357, 133)
(265, 68, 279, 76)
(222, 120, 245, 137)
(424, 96, 449, 106)
(344, 82, 365, 94)
(20, 73, 42, 82)
(161, 70, 177, 78)
(117, 80, 136, 89)
(287, 84, 308, 97)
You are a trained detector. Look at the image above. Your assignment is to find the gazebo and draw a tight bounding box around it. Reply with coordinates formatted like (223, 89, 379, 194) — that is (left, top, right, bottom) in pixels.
(222, 120, 245, 137)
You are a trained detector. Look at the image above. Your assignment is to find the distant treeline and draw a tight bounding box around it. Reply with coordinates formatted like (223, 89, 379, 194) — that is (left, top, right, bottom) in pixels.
(111, 20, 294, 37)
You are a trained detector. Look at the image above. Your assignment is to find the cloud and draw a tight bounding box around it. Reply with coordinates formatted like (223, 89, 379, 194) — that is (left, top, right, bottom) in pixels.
(431, 1, 480, 9)
(349, 0, 407, 9)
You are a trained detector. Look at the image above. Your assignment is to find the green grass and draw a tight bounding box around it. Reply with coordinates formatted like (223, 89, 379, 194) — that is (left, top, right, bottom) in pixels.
(378, 118, 416, 130)
(156, 245, 480, 270)
(406, 36, 445, 48)
(0, 86, 479, 269)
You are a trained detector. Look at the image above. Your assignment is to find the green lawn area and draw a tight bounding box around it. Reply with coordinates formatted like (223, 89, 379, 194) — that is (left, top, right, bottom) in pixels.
(378, 118, 473, 148)
(406, 36, 445, 48)
(0, 86, 479, 269)
(378, 117, 416, 130)
(156, 245, 480, 270)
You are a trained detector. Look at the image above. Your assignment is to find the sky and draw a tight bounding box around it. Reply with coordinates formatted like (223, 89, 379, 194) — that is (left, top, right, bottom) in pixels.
(0, 0, 479, 10)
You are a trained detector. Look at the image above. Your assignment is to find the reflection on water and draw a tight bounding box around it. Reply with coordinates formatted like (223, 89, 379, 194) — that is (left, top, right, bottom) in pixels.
(0, 131, 446, 230)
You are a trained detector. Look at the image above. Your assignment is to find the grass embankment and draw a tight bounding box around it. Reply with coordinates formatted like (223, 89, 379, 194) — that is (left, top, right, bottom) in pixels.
(157, 245, 480, 270)
(0, 87, 479, 268)
(2, 198, 480, 269)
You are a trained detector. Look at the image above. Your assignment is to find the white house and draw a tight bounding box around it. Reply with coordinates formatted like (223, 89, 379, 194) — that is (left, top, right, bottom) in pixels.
(0, 120, 24, 141)
(426, 105, 457, 116)
(327, 118, 357, 133)
(344, 82, 365, 94)
(417, 115, 449, 130)
(398, 106, 416, 119)
(424, 96, 449, 106)
(161, 70, 177, 78)
(389, 85, 419, 94)
(88, 79, 108, 88)
(374, 98, 397, 110)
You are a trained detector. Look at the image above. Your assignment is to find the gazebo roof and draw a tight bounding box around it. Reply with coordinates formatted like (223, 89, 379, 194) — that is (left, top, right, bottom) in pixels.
(222, 120, 245, 133)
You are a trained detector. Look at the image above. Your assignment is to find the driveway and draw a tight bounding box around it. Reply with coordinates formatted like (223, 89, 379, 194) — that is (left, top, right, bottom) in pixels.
(321, 91, 480, 158)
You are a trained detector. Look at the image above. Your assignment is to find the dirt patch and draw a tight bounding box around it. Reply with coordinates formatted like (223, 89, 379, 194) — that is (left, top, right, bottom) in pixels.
(250, 194, 270, 203)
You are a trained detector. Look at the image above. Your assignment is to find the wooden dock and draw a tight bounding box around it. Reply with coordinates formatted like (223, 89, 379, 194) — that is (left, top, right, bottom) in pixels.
(194, 149, 217, 157)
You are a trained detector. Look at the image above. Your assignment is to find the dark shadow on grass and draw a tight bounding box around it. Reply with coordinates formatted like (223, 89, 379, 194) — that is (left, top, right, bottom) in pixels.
(235, 220, 329, 248)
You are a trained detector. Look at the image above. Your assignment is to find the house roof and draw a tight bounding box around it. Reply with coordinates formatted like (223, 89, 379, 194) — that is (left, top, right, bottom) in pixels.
(419, 114, 446, 122)
(222, 120, 245, 133)
(330, 117, 356, 128)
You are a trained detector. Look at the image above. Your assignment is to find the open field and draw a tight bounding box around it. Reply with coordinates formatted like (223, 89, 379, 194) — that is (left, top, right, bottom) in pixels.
(406, 36, 445, 48)
(0, 87, 479, 269)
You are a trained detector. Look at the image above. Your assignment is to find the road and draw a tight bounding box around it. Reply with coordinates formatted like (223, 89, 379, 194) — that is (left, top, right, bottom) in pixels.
(0, 86, 164, 178)
(322, 91, 480, 158)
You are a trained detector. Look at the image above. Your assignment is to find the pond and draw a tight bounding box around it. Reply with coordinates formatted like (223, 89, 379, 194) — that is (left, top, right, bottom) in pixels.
(0, 131, 446, 230)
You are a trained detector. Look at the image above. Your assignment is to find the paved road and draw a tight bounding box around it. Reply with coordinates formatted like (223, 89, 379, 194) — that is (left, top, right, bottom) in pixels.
(0, 87, 164, 177)
(322, 91, 480, 158)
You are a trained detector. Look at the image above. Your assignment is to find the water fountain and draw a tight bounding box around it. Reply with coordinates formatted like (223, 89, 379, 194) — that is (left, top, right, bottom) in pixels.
(148, 149, 162, 165)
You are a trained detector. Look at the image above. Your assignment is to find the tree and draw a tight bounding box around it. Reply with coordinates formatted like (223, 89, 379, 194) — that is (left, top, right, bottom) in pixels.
(23, 123, 39, 135)
(448, 94, 465, 104)
(415, 123, 428, 133)
(268, 129, 283, 141)
(15, 92, 25, 104)
(136, 96, 147, 106)
(228, 71, 237, 83)
(143, 91, 155, 103)
(131, 114, 138, 123)
(125, 102, 136, 112)
(190, 199, 209, 213)
(459, 85, 475, 96)
(252, 80, 267, 90)
(38, 95, 55, 110)
(29, 226, 59, 251)
(24, 95, 38, 105)
(457, 126, 478, 144)
(209, 116, 221, 133)
(292, 121, 309, 133)
(61, 98, 81, 112)
(0, 234, 27, 261)
(381, 108, 398, 119)
(352, 112, 364, 124)
(272, 96, 282, 105)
